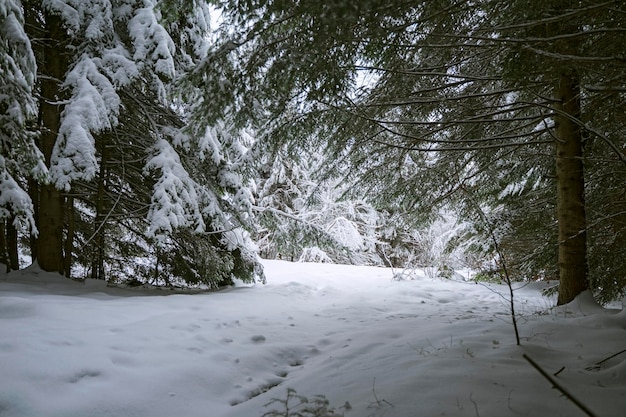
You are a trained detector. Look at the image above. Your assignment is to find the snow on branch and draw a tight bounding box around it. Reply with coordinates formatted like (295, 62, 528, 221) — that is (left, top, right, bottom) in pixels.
(199, 125, 224, 165)
(0, 0, 37, 134)
(42, 0, 114, 39)
(145, 138, 205, 241)
(100, 45, 139, 87)
(128, 2, 176, 79)
(51, 55, 121, 191)
(0, 156, 37, 234)
(0, 1, 45, 230)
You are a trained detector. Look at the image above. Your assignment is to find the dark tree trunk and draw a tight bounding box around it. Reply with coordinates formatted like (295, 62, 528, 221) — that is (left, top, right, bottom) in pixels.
(555, 70, 588, 305)
(38, 186, 65, 273)
(64, 196, 75, 277)
(0, 219, 18, 271)
(0, 221, 7, 272)
(31, 11, 68, 274)
(91, 140, 108, 280)
(6, 219, 19, 271)
(27, 178, 39, 262)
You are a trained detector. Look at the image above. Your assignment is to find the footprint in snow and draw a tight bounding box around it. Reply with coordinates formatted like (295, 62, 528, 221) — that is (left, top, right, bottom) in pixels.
(67, 369, 102, 383)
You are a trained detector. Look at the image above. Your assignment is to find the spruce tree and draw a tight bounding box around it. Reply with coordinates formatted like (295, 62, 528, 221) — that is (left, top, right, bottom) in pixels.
(0, 1, 44, 270)
(2, 0, 263, 286)
(196, 0, 626, 303)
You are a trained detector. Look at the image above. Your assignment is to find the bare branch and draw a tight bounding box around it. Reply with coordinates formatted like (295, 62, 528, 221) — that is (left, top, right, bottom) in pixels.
(523, 354, 598, 417)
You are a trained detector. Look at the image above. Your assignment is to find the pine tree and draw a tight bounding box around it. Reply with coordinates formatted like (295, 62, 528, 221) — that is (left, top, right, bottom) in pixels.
(252, 148, 384, 265)
(0, 0, 45, 270)
(196, 0, 626, 303)
(3, 0, 263, 286)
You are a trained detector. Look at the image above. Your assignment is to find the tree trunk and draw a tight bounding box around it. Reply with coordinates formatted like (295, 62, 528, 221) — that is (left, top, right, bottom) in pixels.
(37, 186, 64, 273)
(0, 219, 17, 271)
(7, 219, 19, 271)
(27, 178, 39, 262)
(64, 196, 75, 277)
(0, 221, 7, 272)
(91, 140, 107, 280)
(555, 70, 588, 305)
(33, 11, 68, 274)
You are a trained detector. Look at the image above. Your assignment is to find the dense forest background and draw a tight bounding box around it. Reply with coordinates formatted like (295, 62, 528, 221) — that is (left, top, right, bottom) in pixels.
(1, 0, 625, 303)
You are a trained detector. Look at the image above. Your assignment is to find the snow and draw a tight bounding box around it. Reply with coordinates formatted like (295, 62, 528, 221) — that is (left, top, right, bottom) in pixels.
(128, 2, 176, 79)
(0, 1, 43, 235)
(40, 0, 193, 193)
(100, 45, 139, 87)
(51, 55, 122, 190)
(41, 0, 81, 34)
(1, 260, 625, 417)
(0, 156, 37, 233)
(200, 125, 226, 164)
(145, 138, 205, 238)
(327, 217, 364, 250)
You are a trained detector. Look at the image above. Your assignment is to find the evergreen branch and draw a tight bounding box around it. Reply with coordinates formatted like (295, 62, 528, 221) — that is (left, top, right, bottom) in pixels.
(520, 99, 626, 166)
(489, 1, 619, 31)
(521, 45, 625, 63)
(80, 127, 125, 249)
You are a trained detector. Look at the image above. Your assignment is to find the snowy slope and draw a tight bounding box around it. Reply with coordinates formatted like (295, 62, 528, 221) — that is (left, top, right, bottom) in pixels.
(0, 260, 624, 417)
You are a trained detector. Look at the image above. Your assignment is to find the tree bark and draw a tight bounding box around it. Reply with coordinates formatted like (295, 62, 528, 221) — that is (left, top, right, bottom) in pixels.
(0, 219, 17, 271)
(6, 219, 19, 271)
(555, 70, 588, 305)
(91, 140, 108, 280)
(27, 178, 39, 262)
(34, 11, 68, 274)
(64, 196, 75, 277)
(0, 221, 7, 272)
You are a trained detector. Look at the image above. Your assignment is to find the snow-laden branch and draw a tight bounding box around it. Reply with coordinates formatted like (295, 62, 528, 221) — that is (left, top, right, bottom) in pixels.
(0, 0, 45, 232)
(128, 1, 176, 79)
(145, 138, 205, 241)
(51, 56, 121, 191)
(0, 156, 37, 234)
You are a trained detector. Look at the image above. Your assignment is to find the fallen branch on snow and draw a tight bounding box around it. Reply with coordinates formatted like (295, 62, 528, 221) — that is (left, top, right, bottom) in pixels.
(523, 353, 597, 417)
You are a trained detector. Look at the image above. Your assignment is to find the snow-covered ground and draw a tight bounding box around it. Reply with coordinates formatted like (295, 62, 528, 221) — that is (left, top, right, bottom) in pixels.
(1, 260, 624, 417)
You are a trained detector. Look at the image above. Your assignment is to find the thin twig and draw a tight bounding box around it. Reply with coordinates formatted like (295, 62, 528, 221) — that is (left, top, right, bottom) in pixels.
(371, 377, 380, 404)
(371, 377, 394, 408)
(469, 393, 481, 417)
(462, 187, 520, 345)
(595, 348, 626, 367)
(523, 354, 597, 417)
